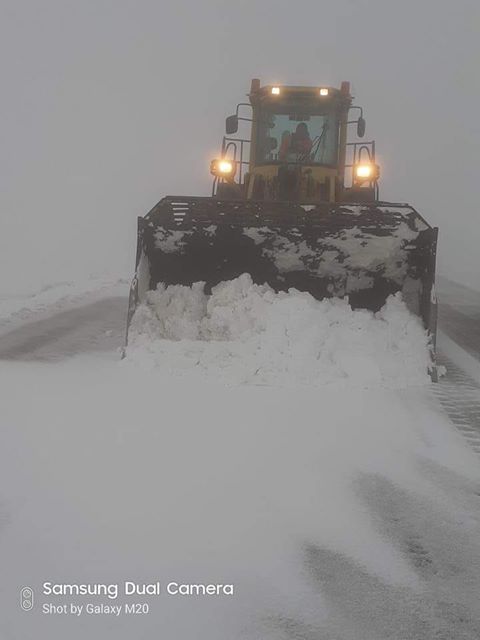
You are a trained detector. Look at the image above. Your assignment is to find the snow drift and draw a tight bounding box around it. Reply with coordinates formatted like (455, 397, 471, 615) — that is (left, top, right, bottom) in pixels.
(126, 274, 432, 388)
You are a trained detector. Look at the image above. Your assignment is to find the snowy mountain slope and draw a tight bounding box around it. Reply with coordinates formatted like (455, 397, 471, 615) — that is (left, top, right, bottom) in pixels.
(0, 281, 480, 639)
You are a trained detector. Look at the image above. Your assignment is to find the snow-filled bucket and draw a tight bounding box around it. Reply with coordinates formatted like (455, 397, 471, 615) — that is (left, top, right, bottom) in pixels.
(126, 196, 438, 377)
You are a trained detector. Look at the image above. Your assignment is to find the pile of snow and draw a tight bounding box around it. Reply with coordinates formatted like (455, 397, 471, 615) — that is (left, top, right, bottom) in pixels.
(126, 274, 432, 388)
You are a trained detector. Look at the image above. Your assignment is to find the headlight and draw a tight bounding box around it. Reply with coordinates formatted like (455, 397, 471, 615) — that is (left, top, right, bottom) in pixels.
(356, 165, 373, 178)
(319, 88, 329, 96)
(354, 163, 380, 182)
(210, 158, 236, 178)
(218, 160, 233, 173)
(271, 86, 280, 95)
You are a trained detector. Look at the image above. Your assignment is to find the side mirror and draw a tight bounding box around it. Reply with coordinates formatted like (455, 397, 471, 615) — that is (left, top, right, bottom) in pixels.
(226, 115, 238, 135)
(357, 117, 366, 138)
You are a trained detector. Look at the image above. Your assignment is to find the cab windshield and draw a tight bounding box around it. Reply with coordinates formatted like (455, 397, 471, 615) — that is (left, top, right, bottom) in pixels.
(256, 109, 339, 166)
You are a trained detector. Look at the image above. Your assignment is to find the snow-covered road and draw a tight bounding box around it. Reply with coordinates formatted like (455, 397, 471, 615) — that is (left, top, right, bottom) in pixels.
(1, 277, 480, 639)
(438, 277, 480, 362)
(1, 277, 477, 372)
(0, 281, 128, 361)
(0, 296, 125, 361)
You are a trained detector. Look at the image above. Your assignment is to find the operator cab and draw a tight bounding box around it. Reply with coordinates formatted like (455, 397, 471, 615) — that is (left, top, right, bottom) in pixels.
(211, 79, 378, 203)
(255, 86, 342, 167)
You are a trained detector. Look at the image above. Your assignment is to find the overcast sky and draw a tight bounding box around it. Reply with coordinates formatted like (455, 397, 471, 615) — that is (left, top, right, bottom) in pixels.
(1, 0, 478, 294)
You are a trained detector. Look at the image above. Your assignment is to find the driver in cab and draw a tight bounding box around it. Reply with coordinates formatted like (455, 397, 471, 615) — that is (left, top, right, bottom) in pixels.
(279, 122, 312, 160)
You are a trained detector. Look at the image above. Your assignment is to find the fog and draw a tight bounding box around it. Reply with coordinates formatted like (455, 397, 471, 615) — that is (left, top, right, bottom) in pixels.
(1, 0, 478, 295)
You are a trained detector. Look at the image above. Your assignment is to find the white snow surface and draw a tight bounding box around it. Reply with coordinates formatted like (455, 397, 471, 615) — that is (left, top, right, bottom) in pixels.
(127, 274, 432, 388)
(1, 279, 480, 639)
(0, 275, 128, 328)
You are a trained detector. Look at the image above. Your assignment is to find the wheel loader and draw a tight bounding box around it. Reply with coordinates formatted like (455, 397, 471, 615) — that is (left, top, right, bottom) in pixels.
(126, 79, 438, 376)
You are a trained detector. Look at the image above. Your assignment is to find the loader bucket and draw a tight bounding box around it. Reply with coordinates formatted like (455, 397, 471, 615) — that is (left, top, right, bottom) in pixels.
(126, 196, 438, 372)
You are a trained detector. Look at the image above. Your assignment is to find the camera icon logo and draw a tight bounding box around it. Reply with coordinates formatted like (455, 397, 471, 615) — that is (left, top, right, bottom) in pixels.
(20, 587, 34, 611)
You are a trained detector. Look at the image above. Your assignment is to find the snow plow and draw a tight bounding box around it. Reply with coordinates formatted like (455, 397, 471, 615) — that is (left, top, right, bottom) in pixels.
(126, 80, 438, 376)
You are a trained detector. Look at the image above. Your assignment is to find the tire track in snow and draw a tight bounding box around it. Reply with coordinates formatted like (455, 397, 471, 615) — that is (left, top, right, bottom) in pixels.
(432, 355, 480, 456)
(289, 472, 480, 639)
(434, 279, 480, 457)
